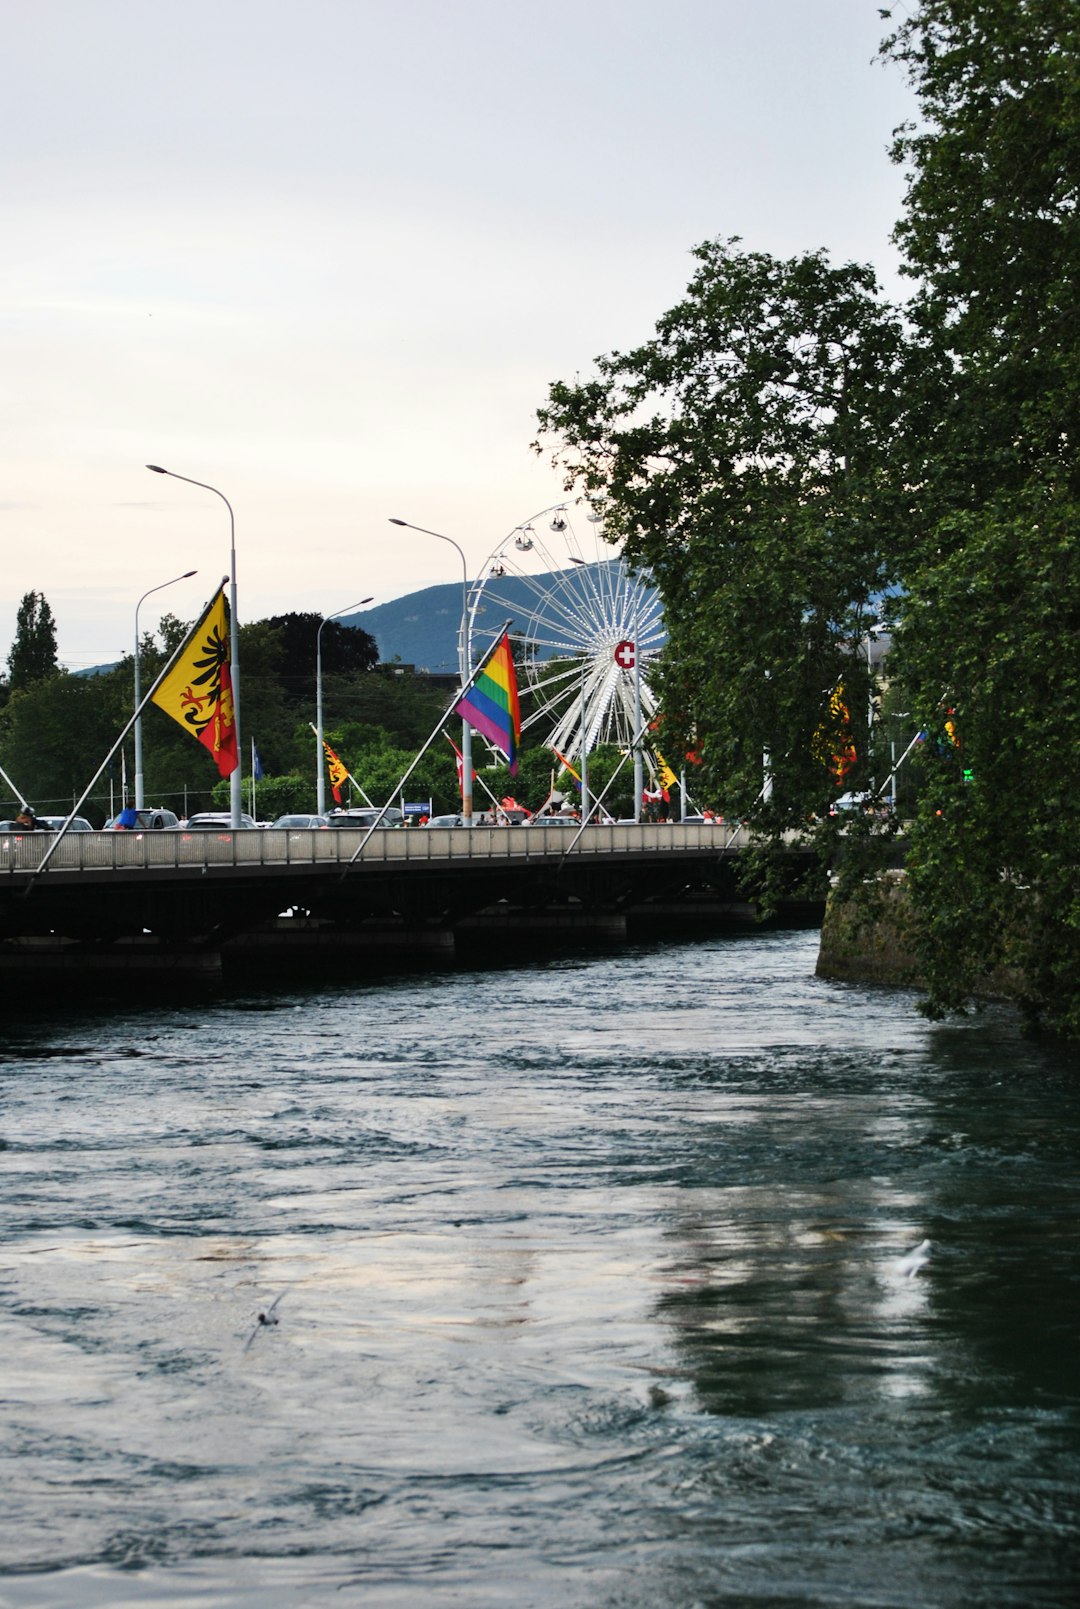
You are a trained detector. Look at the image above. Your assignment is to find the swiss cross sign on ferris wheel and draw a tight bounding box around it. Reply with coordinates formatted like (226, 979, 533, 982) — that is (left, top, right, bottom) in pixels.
(613, 639, 636, 670)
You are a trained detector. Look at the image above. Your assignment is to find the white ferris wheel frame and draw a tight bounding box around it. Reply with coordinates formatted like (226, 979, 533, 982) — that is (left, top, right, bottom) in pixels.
(464, 501, 666, 766)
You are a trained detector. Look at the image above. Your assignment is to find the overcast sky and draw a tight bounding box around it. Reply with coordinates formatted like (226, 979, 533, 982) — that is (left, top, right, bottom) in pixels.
(2, 0, 917, 670)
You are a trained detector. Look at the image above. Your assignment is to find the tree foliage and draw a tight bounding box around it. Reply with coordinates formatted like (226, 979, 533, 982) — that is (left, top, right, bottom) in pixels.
(537, 241, 909, 824)
(7, 591, 59, 690)
(537, 1, 1080, 1031)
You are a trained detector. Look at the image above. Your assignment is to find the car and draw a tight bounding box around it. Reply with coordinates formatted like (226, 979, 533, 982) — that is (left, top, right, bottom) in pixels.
(0, 814, 95, 834)
(181, 812, 258, 830)
(271, 813, 331, 829)
(327, 808, 405, 829)
(527, 813, 581, 827)
(103, 807, 180, 831)
(421, 813, 470, 828)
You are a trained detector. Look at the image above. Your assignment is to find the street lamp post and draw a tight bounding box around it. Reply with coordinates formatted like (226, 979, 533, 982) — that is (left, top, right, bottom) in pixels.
(864, 619, 892, 790)
(147, 466, 241, 827)
(133, 569, 197, 810)
(388, 518, 474, 822)
(316, 598, 372, 815)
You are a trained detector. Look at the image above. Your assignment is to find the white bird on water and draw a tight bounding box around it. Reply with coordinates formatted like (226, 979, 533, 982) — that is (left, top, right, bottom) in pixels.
(897, 1238, 932, 1278)
(243, 1291, 285, 1352)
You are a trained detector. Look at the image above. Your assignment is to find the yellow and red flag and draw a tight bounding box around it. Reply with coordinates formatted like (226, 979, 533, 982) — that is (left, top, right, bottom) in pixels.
(151, 588, 238, 778)
(813, 682, 857, 783)
(322, 739, 349, 804)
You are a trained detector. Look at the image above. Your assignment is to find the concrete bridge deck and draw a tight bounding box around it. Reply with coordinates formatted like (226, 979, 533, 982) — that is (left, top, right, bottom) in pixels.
(0, 821, 815, 988)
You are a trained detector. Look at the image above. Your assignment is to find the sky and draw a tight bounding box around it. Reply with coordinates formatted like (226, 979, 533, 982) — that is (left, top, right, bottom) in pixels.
(2, 0, 919, 671)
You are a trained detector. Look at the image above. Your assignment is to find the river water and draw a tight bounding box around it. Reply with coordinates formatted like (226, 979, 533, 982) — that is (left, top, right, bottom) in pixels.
(1, 928, 1077, 1608)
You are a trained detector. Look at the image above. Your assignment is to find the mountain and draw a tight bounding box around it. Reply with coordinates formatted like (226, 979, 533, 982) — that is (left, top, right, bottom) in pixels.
(343, 561, 641, 673)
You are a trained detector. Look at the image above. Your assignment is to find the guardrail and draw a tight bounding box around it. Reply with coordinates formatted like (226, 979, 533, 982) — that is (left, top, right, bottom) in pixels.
(0, 821, 753, 876)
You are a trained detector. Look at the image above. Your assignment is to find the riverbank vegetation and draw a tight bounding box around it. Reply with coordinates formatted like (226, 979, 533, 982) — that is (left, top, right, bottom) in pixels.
(536, 0, 1080, 1035)
(0, 605, 641, 826)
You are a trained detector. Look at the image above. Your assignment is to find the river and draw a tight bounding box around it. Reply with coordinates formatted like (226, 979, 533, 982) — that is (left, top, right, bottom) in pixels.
(1, 928, 1077, 1607)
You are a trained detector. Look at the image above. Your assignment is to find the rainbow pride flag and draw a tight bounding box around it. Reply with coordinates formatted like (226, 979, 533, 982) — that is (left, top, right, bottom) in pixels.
(455, 631, 521, 775)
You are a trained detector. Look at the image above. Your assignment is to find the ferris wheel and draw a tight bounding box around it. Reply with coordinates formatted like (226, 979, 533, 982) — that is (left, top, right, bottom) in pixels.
(465, 501, 665, 764)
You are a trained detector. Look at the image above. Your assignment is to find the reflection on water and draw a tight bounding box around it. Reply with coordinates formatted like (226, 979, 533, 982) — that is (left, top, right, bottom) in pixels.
(0, 929, 1077, 1607)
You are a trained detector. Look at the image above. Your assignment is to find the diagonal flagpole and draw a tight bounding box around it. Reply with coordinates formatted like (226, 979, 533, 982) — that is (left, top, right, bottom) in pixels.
(444, 731, 506, 816)
(307, 724, 376, 809)
(340, 622, 513, 874)
(23, 579, 230, 888)
(0, 760, 30, 813)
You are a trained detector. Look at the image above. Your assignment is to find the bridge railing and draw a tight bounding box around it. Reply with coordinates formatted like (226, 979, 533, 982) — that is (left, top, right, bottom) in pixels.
(0, 820, 753, 875)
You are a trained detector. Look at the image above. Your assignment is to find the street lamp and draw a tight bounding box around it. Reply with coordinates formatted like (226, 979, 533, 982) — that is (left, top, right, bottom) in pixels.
(864, 618, 893, 788)
(316, 598, 372, 815)
(133, 569, 197, 810)
(388, 518, 474, 821)
(147, 466, 242, 827)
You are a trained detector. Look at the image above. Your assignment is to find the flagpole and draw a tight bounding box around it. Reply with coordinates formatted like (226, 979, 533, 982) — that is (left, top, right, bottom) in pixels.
(24, 580, 230, 885)
(315, 597, 373, 815)
(308, 724, 376, 809)
(341, 621, 512, 873)
(444, 732, 505, 816)
(0, 760, 29, 813)
(147, 467, 242, 829)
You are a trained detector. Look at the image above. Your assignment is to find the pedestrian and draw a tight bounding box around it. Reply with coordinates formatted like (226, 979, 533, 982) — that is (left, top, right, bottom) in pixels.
(113, 806, 140, 830)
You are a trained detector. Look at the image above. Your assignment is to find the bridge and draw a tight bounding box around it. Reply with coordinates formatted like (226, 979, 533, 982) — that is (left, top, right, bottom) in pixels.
(0, 820, 820, 988)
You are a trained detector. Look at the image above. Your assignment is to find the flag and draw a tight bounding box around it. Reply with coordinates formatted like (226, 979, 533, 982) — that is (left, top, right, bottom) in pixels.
(322, 739, 349, 805)
(444, 733, 478, 799)
(454, 631, 521, 775)
(252, 742, 264, 782)
(550, 745, 581, 788)
(654, 749, 678, 790)
(812, 682, 857, 782)
(151, 588, 238, 778)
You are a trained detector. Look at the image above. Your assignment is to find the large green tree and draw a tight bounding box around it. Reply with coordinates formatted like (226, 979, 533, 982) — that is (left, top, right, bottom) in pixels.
(7, 591, 59, 690)
(880, 0, 1080, 1031)
(537, 2, 1080, 1031)
(536, 241, 910, 823)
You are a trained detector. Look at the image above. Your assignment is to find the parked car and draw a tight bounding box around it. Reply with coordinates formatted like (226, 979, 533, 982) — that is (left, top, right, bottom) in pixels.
(327, 808, 405, 829)
(103, 807, 180, 831)
(0, 814, 95, 833)
(421, 813, 470, 828)
(181, 812, 258, 830)
(271, 813, 331, 829)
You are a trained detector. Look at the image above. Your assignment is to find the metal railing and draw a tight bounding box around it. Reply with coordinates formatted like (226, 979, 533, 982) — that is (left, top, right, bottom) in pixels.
(0, 820, 753, 877)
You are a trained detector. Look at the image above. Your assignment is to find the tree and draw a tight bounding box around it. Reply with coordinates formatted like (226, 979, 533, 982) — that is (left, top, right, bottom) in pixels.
(879, 0, 1080, 1030)
(536, 241, 910, 825)
(264, 612, 379, 704)
(7, 591, 59, 690)
(536, 5, 1080, 1031)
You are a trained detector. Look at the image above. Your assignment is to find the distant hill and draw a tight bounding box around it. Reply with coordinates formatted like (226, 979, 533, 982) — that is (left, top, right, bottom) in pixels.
(80, 562, 648, 679)
(344, 561, 644, 673)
